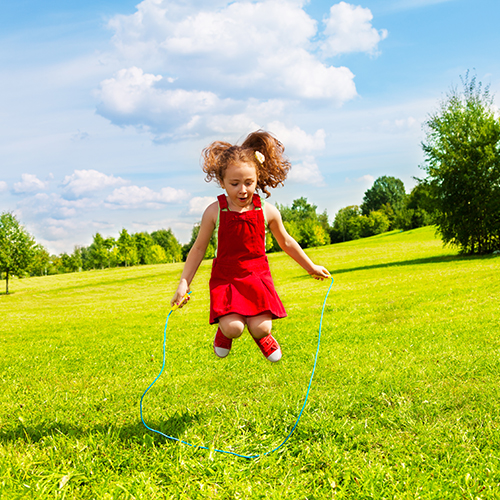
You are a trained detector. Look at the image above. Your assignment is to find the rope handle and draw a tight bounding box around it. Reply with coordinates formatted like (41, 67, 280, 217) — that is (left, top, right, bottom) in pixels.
(171, 291, 192, 311)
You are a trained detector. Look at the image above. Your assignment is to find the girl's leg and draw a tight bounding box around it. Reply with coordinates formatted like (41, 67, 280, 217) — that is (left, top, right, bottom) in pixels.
(218, 313, 246, 339)
(247, 314, 281, 362)
(246, 314, 272, 340)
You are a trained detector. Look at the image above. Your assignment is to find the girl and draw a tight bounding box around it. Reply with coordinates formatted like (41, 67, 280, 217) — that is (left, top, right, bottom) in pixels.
(171, 130, 330, 362)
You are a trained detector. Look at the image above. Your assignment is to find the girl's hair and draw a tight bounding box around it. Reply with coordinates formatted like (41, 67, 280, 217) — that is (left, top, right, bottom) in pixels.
(201, 130, 291, 197)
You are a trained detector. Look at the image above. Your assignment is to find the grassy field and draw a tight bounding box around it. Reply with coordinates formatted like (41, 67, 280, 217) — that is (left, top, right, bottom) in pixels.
(1, 226, 499, 499)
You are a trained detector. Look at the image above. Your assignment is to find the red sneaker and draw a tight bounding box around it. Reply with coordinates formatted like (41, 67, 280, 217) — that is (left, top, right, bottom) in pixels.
(254, 334, 282, 362)
(213, 328, 232, 358)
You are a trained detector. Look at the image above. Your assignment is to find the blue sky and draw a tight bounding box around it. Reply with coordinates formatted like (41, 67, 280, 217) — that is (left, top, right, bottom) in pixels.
(1, 0, 499, 254)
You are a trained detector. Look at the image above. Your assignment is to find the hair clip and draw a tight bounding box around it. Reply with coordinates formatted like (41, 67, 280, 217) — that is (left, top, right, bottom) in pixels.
(255, 151, 265, 165)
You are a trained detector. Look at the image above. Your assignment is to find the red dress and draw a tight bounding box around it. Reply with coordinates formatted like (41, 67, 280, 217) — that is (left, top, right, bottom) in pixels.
(209, 194, 287, 324)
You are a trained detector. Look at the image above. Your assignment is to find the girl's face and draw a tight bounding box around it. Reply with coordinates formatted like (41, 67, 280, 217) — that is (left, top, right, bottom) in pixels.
(221, 161, 258, 210)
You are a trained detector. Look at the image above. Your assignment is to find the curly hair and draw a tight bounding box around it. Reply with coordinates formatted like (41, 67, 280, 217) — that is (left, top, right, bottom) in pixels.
(201, 130, 291, 197)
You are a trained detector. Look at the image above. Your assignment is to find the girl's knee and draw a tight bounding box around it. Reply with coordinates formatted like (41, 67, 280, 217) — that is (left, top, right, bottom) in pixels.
(247, 316, 272, 340)
(219, 315, 245, 339)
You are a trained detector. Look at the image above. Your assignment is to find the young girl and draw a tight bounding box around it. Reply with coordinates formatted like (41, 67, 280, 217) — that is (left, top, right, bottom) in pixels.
(171, 130, 330, 362)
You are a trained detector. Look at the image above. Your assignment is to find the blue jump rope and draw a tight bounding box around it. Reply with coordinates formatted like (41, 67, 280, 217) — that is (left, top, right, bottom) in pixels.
(140, 276, 334, 459)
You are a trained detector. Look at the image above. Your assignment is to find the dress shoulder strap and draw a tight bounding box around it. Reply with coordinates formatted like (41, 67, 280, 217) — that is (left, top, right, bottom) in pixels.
(252, 193, 261, 209)
(218, 194, 228, 210)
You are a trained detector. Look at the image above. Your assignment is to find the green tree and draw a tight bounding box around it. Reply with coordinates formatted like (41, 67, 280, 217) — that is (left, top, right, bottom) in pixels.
(395, 182, 435, 231)
(151, 229, 182, 262)
(421, 73, 500, 254)
(359, 210, 390, 238)
(183, 224, 216, 260)
(88, 233, 108, 269)
(149, 244, 168, 264)
(134, 232, 154, 265)
(330, 205, 361, 243)
(271, 197, 330, 250)
(29, 245, 50, 276)
(361, 176, 407, 220)
(0, 212, 36, 294)
(117, 229, 137, 266)
(103, 237, 116, 268)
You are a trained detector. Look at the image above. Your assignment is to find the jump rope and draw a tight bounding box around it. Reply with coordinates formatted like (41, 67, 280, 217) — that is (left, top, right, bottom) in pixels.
(140, 276, 334, 459)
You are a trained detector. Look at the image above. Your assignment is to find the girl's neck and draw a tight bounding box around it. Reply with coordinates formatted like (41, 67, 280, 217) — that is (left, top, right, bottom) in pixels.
(225, 194, 255, 213)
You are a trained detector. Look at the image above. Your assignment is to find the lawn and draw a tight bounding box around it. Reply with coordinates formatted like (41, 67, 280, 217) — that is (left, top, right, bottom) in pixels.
(1, 226, 499, 499)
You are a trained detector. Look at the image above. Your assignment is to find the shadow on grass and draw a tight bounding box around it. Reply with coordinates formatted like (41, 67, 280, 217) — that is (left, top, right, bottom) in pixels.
(0, 410, 203, 444)
(295, 253, 496, 280)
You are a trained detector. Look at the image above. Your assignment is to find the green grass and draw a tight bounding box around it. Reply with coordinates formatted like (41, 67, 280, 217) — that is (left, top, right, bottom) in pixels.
(1, 226, 500, 499)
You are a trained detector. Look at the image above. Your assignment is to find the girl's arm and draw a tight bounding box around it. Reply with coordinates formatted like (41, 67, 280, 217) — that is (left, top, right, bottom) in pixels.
(171, 202, 218, 307)
(265, 203, 330, 280)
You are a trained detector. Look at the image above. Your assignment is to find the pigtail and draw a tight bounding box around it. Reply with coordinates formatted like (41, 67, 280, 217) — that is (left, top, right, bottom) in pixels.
(241, 130, 291, 197)
(202, 141, 234, 186)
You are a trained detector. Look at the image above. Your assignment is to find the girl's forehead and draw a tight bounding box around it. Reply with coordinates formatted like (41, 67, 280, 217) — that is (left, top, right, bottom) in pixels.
(224, 161, 257, 178)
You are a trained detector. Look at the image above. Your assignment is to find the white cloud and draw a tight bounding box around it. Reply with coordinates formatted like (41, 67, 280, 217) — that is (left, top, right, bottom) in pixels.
(18, 192, 99, 218)
(267, 122, 326, 154)
(0, 181, 7, 192)
(97, 0, 388, 140)
(105, 184, 189, 209)
(13, 174, 48, 194)
(287, 156, 325, 185)
(97, 67, 229, 137)
(62, 169, 128, 197)
(188, 196, 216, 215)
(322, 2, 388, 57)
(357, 174, 375, 184)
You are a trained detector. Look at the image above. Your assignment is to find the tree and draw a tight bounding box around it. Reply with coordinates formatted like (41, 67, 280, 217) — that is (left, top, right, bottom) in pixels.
(359, 210, 390, 238)
(395, 181, 435, 231)
(134, 232, 154, 265)
(360, 176, 407, 219)
(151, 229, 183, 262)
(330, 205, 361, 243)
(117, 229, 137, 266)
(88, 233, 108, 269)
(271, 197, 330, 251)
(29, 245, 50, 276)
(182, 224, 216, 260)
(421, 73, 500, 254)
(0, 212, 36, 294)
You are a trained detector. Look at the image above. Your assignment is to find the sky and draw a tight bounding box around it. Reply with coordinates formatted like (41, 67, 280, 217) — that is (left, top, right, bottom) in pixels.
(1, 0, 500, 254)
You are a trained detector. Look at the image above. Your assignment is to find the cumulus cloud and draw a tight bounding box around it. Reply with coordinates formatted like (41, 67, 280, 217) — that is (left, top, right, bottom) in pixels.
(18, 192, 99, 218)
(13, 174, 48, 194)
(287, 156, 325, 185)
(188, 196, 217, 215)
(0, 181, 7, 192)
(97, 1, 387, 141)
(105, 184, 189, 209)
(267, 122, 326, 154)
(357, 174, 375, 184)
(62, 169, 128, 198)
(322, 2, 388, 57)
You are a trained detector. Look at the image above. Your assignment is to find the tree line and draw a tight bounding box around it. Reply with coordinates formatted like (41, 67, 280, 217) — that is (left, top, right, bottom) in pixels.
(2, 73, 499, 293)
(29, 228, 183, 277)
(0, 174, 432, 292)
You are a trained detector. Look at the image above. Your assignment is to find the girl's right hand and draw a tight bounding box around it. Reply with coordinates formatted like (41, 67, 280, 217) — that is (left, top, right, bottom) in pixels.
(171, 280, 190, 309)
(309, 265, 331, 281)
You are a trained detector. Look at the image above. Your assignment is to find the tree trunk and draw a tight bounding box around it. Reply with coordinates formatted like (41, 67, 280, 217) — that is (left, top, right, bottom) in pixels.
(5, 269, 9, 294)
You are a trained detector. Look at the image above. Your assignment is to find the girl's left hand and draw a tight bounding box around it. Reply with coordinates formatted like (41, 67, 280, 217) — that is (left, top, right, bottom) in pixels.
(309, 265, 331, 281)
